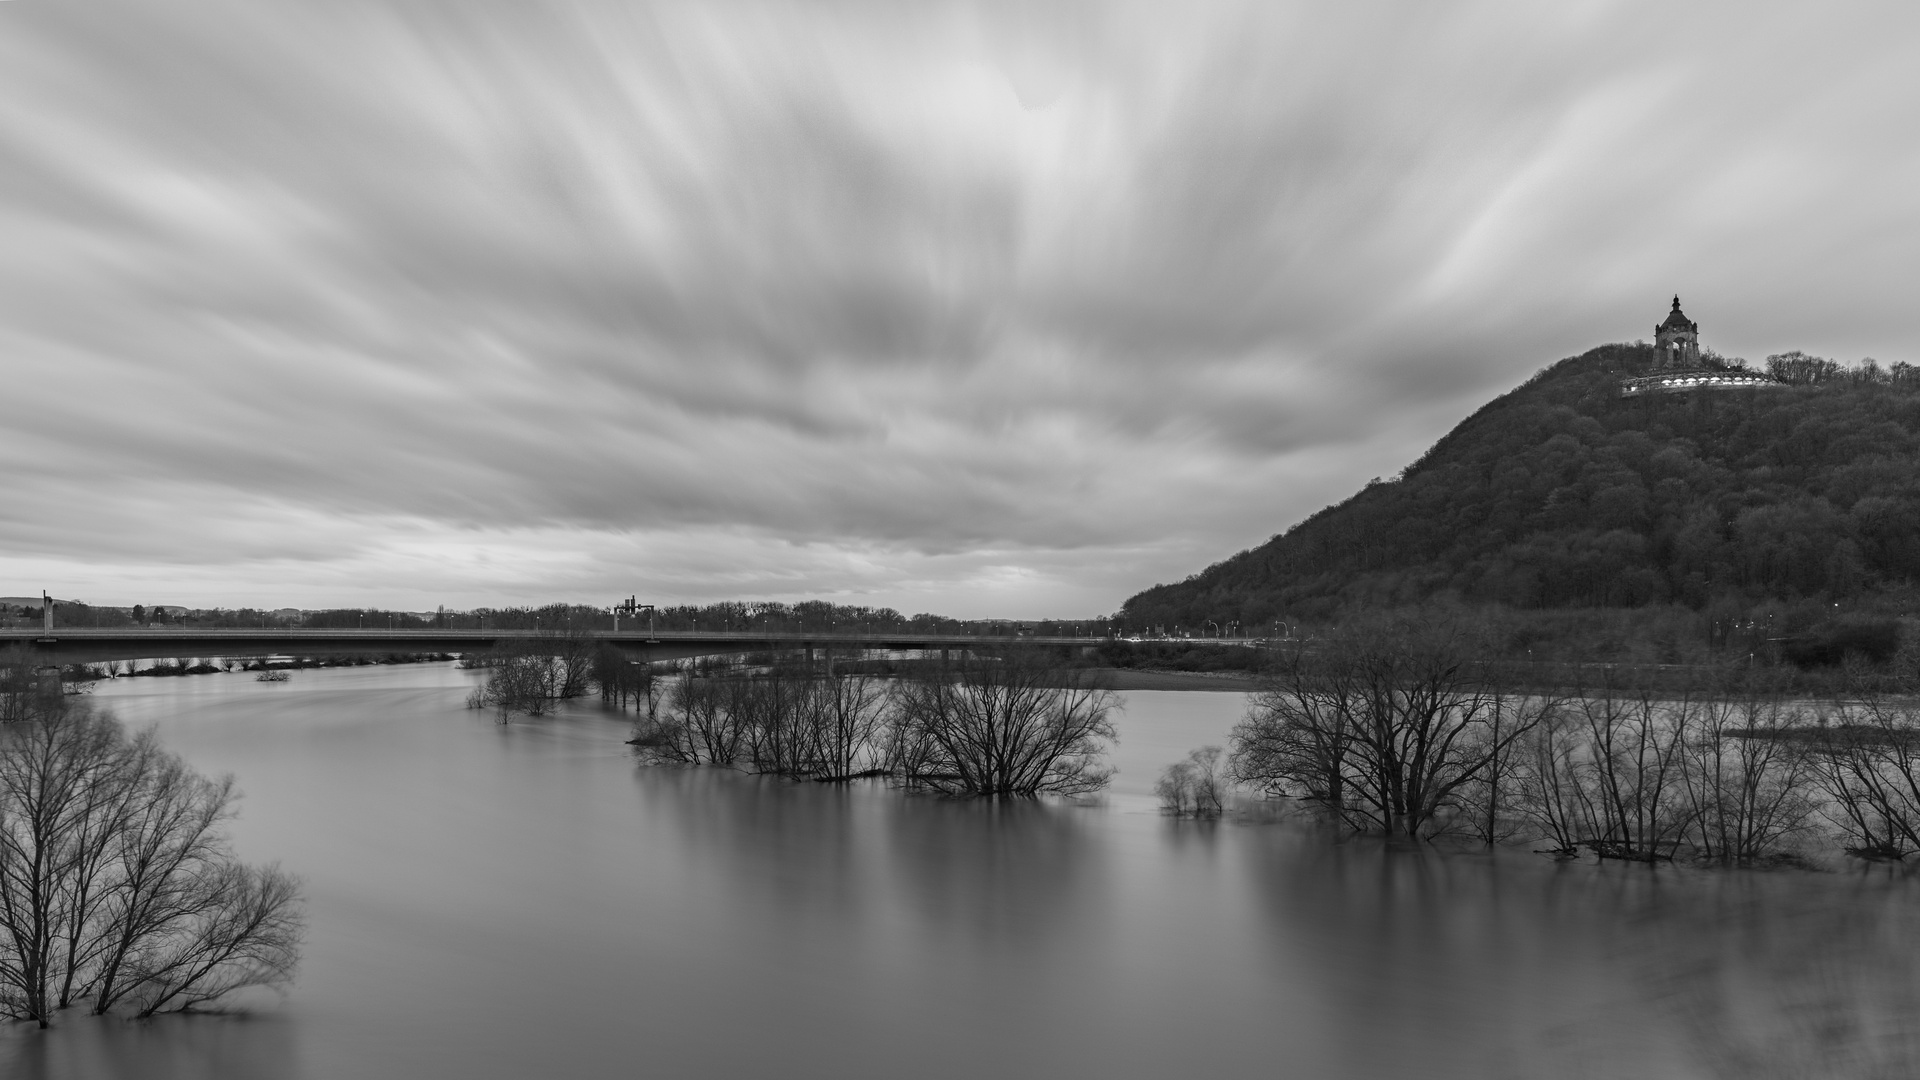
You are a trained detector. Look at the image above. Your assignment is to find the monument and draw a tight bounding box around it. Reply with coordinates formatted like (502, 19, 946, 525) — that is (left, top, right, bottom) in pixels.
(1621, 297, 1781, 396)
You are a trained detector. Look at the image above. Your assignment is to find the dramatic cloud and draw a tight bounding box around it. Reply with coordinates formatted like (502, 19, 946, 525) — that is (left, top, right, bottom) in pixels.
(3, 1, 1917, 615)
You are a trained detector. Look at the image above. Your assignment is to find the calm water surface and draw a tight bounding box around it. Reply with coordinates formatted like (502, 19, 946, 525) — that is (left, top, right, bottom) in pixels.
(4, 664, 1917, 1078)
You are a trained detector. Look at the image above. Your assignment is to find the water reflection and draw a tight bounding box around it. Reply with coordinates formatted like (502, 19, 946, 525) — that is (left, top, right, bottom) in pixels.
(3, 668, 1918, 1079)
(0, 1013, 299, 1080)
(1609, 869, 1920, 1078)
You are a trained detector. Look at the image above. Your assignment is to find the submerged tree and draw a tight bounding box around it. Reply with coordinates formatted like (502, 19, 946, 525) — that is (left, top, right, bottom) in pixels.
(471, 625, 601, 720)
(812, 671, 890, 781)
(0, 646, 62, 725)
(893, 650, 1117, 797)
(1230, 620, 1555, 838)
(0, 704, 302, 1026)
(1509, 672, 1817, 864)
(1678, 687, 1818, 864)
(1803, 693, 1920, 860)
(630, 662, 895, 782)
(594, 644, 661, 720)
(1156, 746, 1226, 817)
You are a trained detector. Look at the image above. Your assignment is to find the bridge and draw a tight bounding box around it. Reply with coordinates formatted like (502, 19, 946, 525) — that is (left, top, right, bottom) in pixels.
(0, 628, 1117, 666)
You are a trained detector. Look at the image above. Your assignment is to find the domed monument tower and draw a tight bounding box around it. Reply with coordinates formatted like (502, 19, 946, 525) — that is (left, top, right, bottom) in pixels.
(1655, 295, 1699, 368)
(1620, 295, 1780, 396)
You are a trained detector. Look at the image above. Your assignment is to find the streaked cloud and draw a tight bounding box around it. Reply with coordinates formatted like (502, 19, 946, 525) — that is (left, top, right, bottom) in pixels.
(3, 1, 1917, 615)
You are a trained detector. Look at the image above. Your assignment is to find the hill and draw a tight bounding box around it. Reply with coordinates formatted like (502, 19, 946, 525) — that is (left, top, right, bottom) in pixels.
(1119, 343, 1920, 642)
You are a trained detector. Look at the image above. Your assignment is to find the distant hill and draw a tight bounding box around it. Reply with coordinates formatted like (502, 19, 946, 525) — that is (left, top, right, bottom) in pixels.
(1119, 343, 1920, 632)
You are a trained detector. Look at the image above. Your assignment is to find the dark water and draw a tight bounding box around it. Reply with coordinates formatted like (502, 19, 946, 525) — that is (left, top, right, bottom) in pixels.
(4, 664, 1917, 1079)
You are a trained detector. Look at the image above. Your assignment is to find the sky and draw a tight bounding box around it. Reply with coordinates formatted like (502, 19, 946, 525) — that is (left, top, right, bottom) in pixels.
(3, 2, 1918, 618)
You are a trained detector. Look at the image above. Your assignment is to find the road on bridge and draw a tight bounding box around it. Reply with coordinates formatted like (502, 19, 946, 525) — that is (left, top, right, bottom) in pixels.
(0, 627, 1134, 666)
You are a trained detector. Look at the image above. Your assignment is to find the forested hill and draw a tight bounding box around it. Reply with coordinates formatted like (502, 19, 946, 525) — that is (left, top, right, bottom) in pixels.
(1120, 343, 1920, 632)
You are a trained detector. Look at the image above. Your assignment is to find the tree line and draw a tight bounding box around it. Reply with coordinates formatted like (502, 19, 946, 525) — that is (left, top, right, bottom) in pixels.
(0, 650, 302, 1027)
(1172, 619, 1920, 866)
(466, 635, 1119, 799)
(14, 599, 1106, 641)
(634, 651, 1116, 797)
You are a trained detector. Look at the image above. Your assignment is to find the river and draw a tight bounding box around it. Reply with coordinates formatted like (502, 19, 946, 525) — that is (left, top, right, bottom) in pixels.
(3, 663, 1916, 1078)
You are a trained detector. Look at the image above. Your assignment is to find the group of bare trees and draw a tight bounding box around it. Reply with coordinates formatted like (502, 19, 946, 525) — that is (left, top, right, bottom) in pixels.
(892, 655, 1117, 797)
(0, 700, 303, 1026)
(466, 625, 600, 719)
(634, 664, 885, 778)
(1226, 625, 1554, 838)
(593, 644, 662, 719)
(1797, 697, 1920, 860)
(1211, 620, 1920, 865)
(1496, 681, 1819, 863)
(630, 651, 1118, 797)
(632, 660, 894, 781)
(1154, 747, 1226, 817)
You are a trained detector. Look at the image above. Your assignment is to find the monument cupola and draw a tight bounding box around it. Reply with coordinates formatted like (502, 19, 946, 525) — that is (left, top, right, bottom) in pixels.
(1621, 296, 1780, 396)
(1655, 295, 1700, 368)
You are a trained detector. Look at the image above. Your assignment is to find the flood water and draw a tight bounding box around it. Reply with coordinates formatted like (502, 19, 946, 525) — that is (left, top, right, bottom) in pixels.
(5, 663, 1919, 1078)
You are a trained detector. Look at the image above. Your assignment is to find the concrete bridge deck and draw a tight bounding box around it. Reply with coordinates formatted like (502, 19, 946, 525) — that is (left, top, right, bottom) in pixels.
(0, 628, 1115, 666)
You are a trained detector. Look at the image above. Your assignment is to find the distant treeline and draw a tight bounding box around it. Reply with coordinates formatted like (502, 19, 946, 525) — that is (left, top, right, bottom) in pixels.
(1120, 342, 1920, 648)
(8, 599, 1108, 639)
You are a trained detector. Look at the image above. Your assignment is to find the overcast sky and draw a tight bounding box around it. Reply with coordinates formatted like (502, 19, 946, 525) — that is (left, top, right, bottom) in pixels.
(3, 2, 1917, 617)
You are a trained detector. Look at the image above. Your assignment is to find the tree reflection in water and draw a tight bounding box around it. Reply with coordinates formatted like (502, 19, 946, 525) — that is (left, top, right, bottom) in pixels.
(1243, 834, 1920, 1080)
(1617, 867, 1920, 1079)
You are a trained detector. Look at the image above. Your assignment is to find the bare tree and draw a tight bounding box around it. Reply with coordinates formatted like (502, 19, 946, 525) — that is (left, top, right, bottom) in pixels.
(1229, 655, 1358, 813)
(1678, 688, 1817, 864)
(1156, 746, 1226, 817)
(1513, 709, 1590, 856)
(1569, 675, 1696, 861)
(1803, 694, 1920, 860)
(0, 705, 302, 1025)
(1, 646, 62, 724)
(632, 672, 744, 766)
(594, 644, 655, 714)
(812, 672, 890, 781)
(472, 625, 603, 721)
(1505, 671, 1815, 864)
(736, 666, 814, 777)
(473, 646, 558, 719)
(538, 623, 598, 700)
(1454, 689, 1563, 845)
(893, 650, 1117, 797)
(1229, 622, 1549, 838)
(113, 861, 302, 1018)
